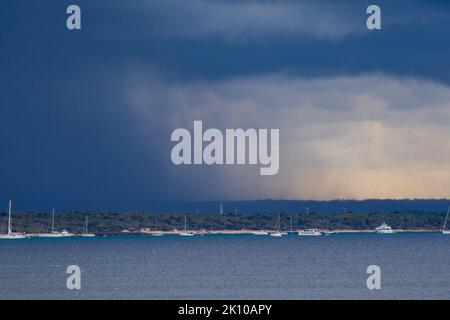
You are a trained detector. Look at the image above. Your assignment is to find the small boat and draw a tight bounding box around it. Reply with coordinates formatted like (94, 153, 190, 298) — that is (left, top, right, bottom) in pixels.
(322, 221, 335, 236)
(298, 229, 322, 236)
(59, 230, 74, 237)
(37, 209, 73, 237)
(81, 215, 95, 237)
(38, 230, 74, 238)
(0, 201, 27, 240)
(374, 222, 395, 234)
(270, 214, 283, 237)
(286, 215, 297, 234)
(252, 230, 268, 235)
(179, 232, 195, 236)
(179, 216, 194, 236)
(442, 206, 450, 234)
(270, 232, 283, 237)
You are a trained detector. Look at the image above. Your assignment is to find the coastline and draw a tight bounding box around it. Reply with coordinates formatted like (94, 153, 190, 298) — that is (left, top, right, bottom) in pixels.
(90, 228, 443, 236)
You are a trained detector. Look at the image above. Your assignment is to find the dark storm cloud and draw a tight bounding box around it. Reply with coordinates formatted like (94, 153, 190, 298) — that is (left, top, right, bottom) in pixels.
(3, 0, 449, 82)
(1, 0, 450, 210)
(77, 0, 450, 83)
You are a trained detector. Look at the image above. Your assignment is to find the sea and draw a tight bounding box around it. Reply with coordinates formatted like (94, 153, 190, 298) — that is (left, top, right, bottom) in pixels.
(1, 233, 450, 299)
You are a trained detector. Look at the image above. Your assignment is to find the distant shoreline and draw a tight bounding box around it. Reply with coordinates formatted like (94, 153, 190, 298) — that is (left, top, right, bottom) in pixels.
(91, 228, 443, 236)
(4, 210, 448, 236)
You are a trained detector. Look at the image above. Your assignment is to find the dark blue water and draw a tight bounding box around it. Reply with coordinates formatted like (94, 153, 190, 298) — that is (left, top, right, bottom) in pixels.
(1, 233, 450, 299)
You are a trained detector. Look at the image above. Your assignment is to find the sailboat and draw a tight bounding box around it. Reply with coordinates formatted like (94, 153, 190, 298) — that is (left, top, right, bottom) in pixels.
(270, 214, 283, 237)
(322, 221, 335, 236)
(0, 201, 27, 239)
(152, 217, 164, 236)
(287, 215, 296, 235)
(179, 216, 194, 236)
(442, 206, 450, 234)
(37, 209, 73, 237)
(81, 215, 95, 237)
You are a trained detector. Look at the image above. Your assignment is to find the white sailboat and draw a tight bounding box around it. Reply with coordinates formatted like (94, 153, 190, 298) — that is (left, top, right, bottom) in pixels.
(442, 206, 450, 234)
(37, 209, 73, 237)
(0, 201, 27, 239)
(270, 214, 283, 237)
(179, 216, 194, 236)
(82, 215, 95, 237)
(287, 215, 297, 234)
(322, 221, 335, 235)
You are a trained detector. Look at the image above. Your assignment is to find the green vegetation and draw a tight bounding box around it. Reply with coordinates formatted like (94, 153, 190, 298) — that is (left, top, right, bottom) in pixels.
(0, 211, 447, 234)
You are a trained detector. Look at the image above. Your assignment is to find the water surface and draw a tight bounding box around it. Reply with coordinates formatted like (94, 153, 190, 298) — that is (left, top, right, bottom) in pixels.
(1, 233, 449, 299)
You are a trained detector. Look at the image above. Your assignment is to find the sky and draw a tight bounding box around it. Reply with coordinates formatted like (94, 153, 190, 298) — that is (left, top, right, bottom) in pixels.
(1, 0, 450, 211)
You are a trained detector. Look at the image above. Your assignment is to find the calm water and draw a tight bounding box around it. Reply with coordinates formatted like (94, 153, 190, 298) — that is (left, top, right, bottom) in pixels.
(1, 233, 450, 299)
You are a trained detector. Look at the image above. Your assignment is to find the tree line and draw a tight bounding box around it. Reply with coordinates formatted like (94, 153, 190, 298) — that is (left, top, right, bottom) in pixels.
(1, 211, 447, 234)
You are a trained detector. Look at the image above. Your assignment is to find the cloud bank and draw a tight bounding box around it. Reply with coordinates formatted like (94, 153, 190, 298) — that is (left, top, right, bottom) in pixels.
(2, 0, 450, 209)
(122, 71, 450, 200)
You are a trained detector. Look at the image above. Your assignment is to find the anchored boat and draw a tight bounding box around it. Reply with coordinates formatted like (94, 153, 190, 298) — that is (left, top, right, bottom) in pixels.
(374, 222, 395, 234)
(179, 216, 194, 236)
(270, 214, 283, 237)
(37, 209, 73, 237)
(0, 201, 27, 240)
(298, 229, 322, 236)
(81, 215, 95, 237)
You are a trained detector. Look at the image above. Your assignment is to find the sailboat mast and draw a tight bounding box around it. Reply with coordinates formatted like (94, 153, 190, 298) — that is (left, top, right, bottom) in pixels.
(85, 216, 88, 234)
(51, 208, 55, 233)
(184, 216, 187, 232)
(7, 200, 12, 235)
(443, 205, 450, 232)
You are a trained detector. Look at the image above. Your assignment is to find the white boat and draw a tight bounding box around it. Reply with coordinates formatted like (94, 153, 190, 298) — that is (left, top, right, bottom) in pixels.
(374, 222, 395, 234)
(287, 215, 297, 234)
(442, 206, 450, 234)
(0, 201, 27, 240)
(322, 221, 335, 235)
(270, 214, 283, 237)
(270, 232, 283, 237)
(298, 229, 322, 236)
(179, 232, 195, 236)
(252, 230, 268, 235)
(38, 230, 74, 238)
(37, 209, 73, 237)
(179, 216, 194, 236)
(81, 215, 95, 237)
